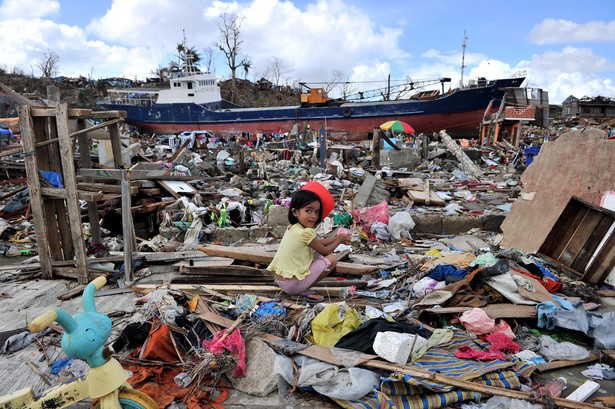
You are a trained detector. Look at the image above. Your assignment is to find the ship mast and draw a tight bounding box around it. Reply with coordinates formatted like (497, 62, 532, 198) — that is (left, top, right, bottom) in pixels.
(460, 30, 468, 87)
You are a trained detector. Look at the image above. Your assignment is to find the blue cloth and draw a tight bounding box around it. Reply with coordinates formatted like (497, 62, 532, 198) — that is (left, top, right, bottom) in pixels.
(50, 357, 72, 375)
(427, 265, 468, 282)
(255, 300, 286, 319)
(534, 261, 559, 282)
(536, 301, 558, 329)
(552, 295, 573, 311)
(39, 171, 63, 188)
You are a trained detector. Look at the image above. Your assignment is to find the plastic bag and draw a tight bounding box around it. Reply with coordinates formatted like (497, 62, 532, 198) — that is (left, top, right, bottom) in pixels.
(274, 355, 379, 401)
(538, 335, 590, 362)
(178, 217, 203, 250)
(351, 201, 389, 241)
(589, 311, 615, 349)
(388, 211, 415, 240)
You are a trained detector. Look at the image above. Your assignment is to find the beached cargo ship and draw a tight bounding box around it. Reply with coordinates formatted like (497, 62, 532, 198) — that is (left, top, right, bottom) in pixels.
(100, 66, 525, 141)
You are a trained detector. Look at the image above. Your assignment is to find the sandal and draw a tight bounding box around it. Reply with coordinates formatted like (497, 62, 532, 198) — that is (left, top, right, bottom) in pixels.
(299, 291, 325, 302)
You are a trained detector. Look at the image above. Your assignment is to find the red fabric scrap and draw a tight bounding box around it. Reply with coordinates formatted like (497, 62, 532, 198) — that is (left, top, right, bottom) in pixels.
(203, 328, 247, 377)
(455, 345, 506, 361)
(487, 331, 521, 355)
(513, 268, 562, 294)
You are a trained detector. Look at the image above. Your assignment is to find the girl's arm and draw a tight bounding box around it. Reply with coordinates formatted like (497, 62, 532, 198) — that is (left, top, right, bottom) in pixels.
(309, 234, 350, 256)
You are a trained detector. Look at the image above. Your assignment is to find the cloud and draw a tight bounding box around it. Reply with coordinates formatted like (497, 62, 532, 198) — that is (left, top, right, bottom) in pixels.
(0, 0, 59, 19)
(519, 46, 615, 103)
(528, 46, 615, 72)
(529, 18, 615, 44)
(235, 0, 407, 84)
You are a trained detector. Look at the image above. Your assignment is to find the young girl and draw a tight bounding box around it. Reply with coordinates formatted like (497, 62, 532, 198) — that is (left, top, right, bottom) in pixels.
(267, 184, 350, 296)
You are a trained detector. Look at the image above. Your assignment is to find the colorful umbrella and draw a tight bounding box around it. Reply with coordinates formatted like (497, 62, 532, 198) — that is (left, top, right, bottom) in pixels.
(379, 120, 415, 134)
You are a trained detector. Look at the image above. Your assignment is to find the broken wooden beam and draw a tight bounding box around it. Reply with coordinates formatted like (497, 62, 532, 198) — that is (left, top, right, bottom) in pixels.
(133, 283, 347, 296)
(439, 130, 483, 180)
(197, 244, 378, 275)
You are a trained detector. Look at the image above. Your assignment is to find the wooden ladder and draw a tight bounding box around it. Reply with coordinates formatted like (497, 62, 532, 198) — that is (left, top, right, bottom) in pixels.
(19, 103, 125, 283)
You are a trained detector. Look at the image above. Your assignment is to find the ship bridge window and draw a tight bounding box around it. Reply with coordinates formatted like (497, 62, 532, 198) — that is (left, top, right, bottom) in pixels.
(173, 82, 180, 87)
(187, 82, 193, 89)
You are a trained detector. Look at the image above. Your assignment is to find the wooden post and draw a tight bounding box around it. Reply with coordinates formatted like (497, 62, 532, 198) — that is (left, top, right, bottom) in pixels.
(371, 128, 381, 169)
(439, 130, 483, 180)
(108, 122, 124, 168)
(319, 126, 326, 169)
(121, 170, 134, 283)
(76, 119, 102, 244)
(239, 150, 245, 173)
(55, 104, 89, 283)
(46, 86, 61, 107)
(421, 134, 428, 162)
(19, 106, 53, 278)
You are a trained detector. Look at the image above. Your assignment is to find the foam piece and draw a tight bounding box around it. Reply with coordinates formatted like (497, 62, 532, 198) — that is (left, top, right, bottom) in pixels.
(373, 332, 427, 365)
(565, 380, 600, 402)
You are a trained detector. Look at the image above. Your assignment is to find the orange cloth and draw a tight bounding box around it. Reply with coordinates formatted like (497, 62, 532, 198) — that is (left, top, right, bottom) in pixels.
(126, 320, 228, 409)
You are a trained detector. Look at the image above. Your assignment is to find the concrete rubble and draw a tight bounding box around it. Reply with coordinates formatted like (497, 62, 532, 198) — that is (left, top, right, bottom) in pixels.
(1, 122, 615, 409)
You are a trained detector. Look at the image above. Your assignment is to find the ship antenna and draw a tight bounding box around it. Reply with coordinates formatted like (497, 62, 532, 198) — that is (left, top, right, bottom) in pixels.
(460, 30, 468, 87)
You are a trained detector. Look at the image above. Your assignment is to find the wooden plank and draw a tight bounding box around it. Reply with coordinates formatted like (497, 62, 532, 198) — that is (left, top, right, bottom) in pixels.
(57, 284, 87, 301)
(406, 190, 445, 206)
(571, 214, 614, 272)
(70, 117, 123, 138)
(439, 130, 483, 180)
(39, 187, 103, 201)
(76, 118, 102, 244)
(197, 244, 378, 275)
(32, 112, 65, 266)
(18, 106, 53, 278)
(539, 199, 586, 257)
(77, 182, 136, 194)
(171, 276, 274, 285)
(30, 108, 127, 119)
(174, 257, 235, 267)
(40, 113, 72, 265)
(158, 180, 196, 198)
(538, 253, 584, 279)
(108, 122, 124, 169)
(559, 210, 603, 266)
(69, 109, 127, 119)
(133, 283, 346, 295)
(56, 103, 88, 283)
(143, 251, 207, 262)
(583, 229, 615, 284)
(421, 304, 537, 319)
(537, 352, 599, 372)
(179, 264, 274, 276)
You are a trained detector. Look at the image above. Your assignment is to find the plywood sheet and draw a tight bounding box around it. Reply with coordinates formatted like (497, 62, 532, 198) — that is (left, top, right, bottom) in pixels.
(500, 128, 615, 253)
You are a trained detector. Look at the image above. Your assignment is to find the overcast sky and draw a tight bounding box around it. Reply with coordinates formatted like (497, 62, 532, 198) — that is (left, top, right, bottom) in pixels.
(0, 0, 614, 104)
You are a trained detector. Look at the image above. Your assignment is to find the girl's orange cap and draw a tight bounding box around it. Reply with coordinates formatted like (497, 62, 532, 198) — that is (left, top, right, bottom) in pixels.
(300, 181, 335, 219)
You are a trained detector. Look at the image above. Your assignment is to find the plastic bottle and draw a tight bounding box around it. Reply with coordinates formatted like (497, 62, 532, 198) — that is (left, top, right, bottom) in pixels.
(537, 377, 567, 398)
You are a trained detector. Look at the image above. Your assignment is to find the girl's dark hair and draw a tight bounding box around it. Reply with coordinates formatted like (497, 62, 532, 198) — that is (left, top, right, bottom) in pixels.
(288, 189, 322, 225)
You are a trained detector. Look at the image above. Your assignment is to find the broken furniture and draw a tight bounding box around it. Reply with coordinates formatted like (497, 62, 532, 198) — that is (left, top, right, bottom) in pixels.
(538, 196, 615, 285)
(19, 103, 125, 283)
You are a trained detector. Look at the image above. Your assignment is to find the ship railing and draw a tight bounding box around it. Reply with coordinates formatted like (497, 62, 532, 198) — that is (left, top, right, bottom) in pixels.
(107, 94, 157, 107)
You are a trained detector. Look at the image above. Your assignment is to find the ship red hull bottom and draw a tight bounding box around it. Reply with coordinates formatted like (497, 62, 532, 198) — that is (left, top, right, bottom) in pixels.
(129, 109, 487, 142)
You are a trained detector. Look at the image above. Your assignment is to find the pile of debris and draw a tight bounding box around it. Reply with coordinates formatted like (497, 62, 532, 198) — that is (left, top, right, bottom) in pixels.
(1, 127, 615, 408)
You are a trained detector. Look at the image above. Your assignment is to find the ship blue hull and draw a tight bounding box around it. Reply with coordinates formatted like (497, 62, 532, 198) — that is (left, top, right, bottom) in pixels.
(102, 77, 525, 140)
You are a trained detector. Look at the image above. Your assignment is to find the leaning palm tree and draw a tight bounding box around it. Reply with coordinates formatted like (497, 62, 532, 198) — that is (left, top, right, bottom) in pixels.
(176, 43, 201, 72)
